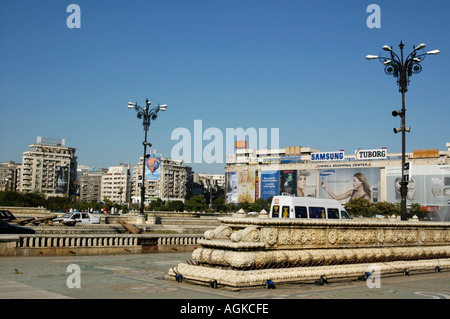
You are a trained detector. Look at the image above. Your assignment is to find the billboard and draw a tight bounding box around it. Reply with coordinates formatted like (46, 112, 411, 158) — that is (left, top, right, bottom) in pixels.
(355, 148, 387, 160)
(145, 156, 161, 181)
(237, 171, 255, 203)
(311, 151, 345, 162)
(260, 170, 279, 200)
(385, 165, 450, 206)
(225, 172, 238, 203)
(55, 166, 69, 194)
(319, 167, 381, 204)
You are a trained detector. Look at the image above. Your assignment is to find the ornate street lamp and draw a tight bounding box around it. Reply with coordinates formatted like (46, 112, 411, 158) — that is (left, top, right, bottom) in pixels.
(367, 41, 439, 220)
(127, 98, 167, 215)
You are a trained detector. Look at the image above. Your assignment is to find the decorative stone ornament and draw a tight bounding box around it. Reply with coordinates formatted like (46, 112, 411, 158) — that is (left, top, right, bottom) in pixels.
(167, 210, 450, 288)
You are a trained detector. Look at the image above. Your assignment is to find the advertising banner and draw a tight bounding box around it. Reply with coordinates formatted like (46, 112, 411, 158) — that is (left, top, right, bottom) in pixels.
(297, 169, 318, 197)
(260, 170, 279, 201)
(385, 165, 450, 206)
(319, 167, 381, 204)
(145, 156, 161, 181)
(311, 151, 345, 161)
(225, 172, 238, 203)
(280, 170, 296, 195)
(355, 148, 387, 160)
(237, 171, 255, 203)
(55, 166, 69, 194)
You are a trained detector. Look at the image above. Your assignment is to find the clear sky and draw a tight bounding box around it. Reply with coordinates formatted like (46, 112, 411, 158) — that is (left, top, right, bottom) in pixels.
(1, 0, 449, 174)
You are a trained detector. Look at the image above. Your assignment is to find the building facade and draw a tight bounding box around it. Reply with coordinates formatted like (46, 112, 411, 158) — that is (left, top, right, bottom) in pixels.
(100, 164, 131, 204)
(19, 137, 77, 196)
(225, 143, 450, 208)
(131, 156, 193, 204)
(0, 161, 21, 192)
(79, 168, 107, 202)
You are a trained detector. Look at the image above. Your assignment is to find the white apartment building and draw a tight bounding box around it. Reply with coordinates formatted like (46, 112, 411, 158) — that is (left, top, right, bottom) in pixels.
(19, 137, 77, 196)
(194, 173, 225, 190)
(100, 164, 131, 204)
(131, 156, 192, 204)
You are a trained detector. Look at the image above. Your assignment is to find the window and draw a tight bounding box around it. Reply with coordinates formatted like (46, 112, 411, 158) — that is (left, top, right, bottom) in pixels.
(341, 211, 351, 219)
(282, 206, 290, 218)
(295, 206, 308, 218)
(309, 207, 325, 219)
(272, 205, 279, 218)
(327, 208, 340, 219)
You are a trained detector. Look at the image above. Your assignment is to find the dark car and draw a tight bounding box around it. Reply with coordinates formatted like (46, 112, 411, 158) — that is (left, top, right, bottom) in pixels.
(0, 209, 16, 222)
(0, 218, 35, 234)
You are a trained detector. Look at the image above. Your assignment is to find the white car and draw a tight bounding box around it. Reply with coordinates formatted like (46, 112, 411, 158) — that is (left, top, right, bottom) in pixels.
(53, 212, 100, 224)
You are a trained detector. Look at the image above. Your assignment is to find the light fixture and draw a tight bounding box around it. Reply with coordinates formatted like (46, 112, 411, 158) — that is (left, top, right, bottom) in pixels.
(426, 50, 440, 55)
(392, 110, 403, 117)
(415, 43, 426, 50)
(382, 45, 392, 52)
(366, 55, 379, 60)
(127, 102, 136, 109)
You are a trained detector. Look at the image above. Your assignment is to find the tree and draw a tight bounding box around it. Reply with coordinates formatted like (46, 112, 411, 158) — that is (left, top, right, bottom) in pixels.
(250, 198, 269, 213)
(167, 200, 185, 212)
(212, 197, 226, 213)
(185, 195, 207, 212)
(344, 198, 372, 218)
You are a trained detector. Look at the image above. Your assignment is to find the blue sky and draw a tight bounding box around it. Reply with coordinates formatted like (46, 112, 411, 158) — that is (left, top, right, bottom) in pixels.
(0, 0, 449, 174)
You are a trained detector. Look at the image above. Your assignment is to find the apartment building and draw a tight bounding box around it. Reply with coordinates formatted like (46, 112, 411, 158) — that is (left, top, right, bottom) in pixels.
(79, 168, 107, 201)
(131, 156, 193, 204)
(0, 161, 21, 192)
(100, 164, 131, 204)
(19, 137, 77, 196)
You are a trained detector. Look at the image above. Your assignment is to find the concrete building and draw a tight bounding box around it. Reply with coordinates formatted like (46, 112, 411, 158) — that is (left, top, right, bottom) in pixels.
(225, 143, 450, 208)
(79, 168, 107, 202)
(0, 161, 21, 192)
(19, 137, 77, 196)
(131, 156, 193, 204)
(100, 164, 131, 204)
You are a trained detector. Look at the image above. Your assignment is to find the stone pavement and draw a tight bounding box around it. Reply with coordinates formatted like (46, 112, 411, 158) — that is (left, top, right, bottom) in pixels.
(1, 253, 450, 300)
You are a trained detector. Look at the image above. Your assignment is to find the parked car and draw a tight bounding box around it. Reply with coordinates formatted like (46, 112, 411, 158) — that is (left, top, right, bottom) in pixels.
(53, 212, 100, 225)
(0, 209, 16, 222)
(0, 218, 36, 234)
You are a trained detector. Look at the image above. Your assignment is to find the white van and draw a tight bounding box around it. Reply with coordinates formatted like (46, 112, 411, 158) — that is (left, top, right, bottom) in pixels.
(270, 196, 351, 219)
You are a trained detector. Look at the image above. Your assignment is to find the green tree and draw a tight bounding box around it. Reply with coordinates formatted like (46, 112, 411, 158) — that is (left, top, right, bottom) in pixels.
(250, 198, 269, 213)
(212, 197, 226, 212)
(185, 195, 207, 212)
(344, 198, 372, 218)
(167, 200, 185, 212)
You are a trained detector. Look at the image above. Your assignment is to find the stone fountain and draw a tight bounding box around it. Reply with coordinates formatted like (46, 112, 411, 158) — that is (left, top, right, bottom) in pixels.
(167, 210, 450, 288)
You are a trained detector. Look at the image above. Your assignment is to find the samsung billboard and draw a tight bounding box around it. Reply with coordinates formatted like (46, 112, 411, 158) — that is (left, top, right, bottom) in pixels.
(311, 151, 345, 161)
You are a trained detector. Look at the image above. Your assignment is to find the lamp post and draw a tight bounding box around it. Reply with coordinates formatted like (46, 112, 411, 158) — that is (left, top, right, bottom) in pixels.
(127, 98, 167, 216)
(366, 41, 439, 220)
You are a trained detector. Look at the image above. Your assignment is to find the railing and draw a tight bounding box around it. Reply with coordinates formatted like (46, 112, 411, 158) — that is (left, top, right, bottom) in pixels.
(1, 234, 204, 256)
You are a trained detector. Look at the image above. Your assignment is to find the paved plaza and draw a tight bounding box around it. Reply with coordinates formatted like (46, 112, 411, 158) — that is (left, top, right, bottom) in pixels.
(1, 253, 450, 300)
